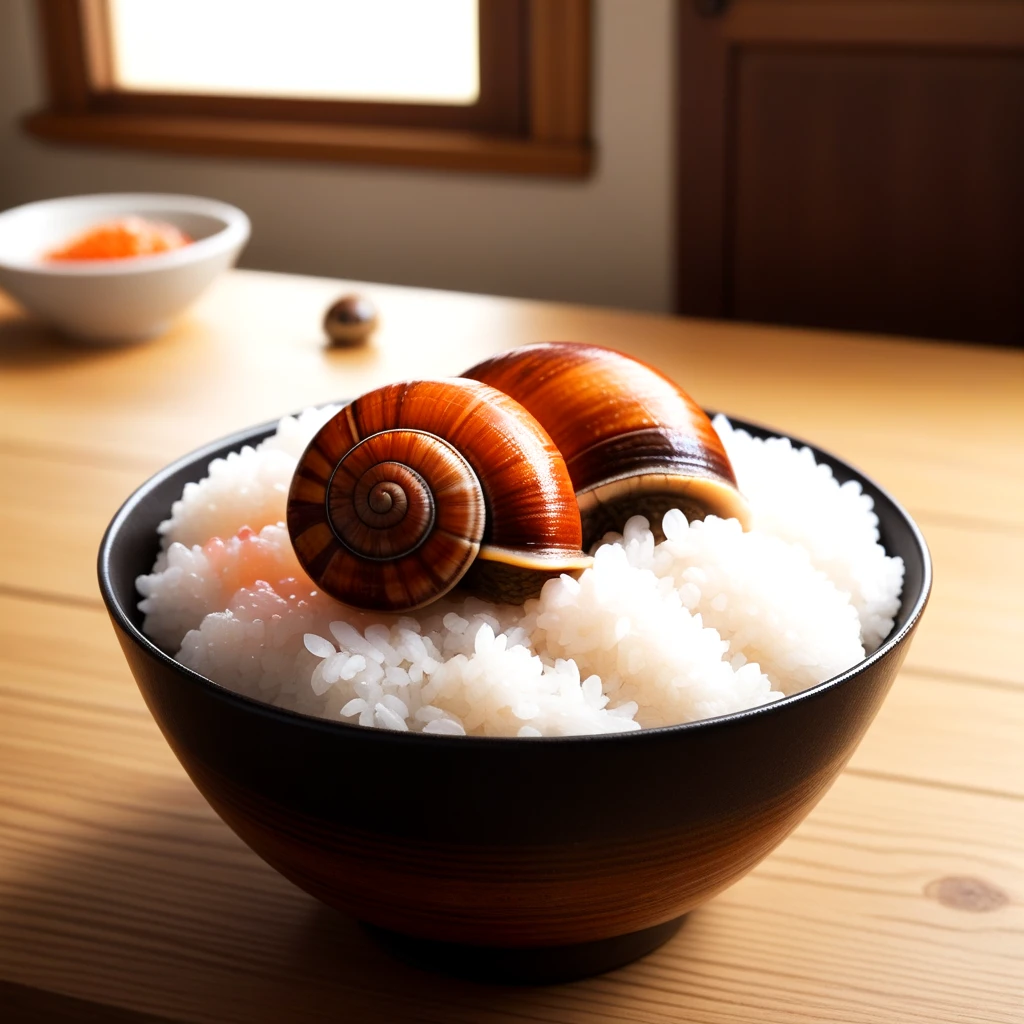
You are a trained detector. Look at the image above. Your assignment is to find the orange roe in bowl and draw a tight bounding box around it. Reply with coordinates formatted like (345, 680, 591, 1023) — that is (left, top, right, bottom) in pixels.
(44, 216, 192, 262)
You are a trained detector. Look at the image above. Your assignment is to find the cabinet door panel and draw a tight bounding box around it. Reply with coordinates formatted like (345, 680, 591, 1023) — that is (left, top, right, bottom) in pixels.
(678, 1, 1024, 345)
(731, 50, 1024, 342)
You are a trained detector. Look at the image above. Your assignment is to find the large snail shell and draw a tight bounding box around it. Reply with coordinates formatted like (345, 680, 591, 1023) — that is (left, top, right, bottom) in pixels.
(463, 342, 751, 544)
(287, 379, 591, 612)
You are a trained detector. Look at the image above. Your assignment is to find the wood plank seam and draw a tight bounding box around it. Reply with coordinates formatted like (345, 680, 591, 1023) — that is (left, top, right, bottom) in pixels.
(0, 584, 105, 611)
(842, 767, 1024, 804)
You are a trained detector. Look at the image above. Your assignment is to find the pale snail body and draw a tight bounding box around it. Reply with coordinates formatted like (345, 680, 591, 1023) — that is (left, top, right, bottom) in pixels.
(287, 379, 591, 612)
(462, 342, 751, 545)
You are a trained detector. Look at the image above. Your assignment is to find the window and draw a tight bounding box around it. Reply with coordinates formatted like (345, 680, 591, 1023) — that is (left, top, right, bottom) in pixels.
(107, 0, 482, 105)
(26, 0, 591, 176)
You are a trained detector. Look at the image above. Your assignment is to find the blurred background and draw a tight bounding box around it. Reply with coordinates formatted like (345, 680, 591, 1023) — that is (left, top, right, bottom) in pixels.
(1, 0, 1021, 344)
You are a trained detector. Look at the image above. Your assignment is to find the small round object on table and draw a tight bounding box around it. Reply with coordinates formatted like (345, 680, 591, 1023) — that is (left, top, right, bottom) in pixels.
(324, 293, 379, 346)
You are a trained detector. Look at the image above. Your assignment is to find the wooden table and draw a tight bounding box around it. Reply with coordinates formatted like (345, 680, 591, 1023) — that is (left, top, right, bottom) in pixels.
(1, 270, 1021, 1023)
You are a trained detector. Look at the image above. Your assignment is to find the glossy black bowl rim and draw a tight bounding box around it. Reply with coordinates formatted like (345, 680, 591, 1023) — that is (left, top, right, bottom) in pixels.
(98, 412, 932, 748)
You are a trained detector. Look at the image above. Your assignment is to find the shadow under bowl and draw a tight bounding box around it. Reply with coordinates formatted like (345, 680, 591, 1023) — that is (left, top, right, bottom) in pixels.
(98, 416, 931, 983)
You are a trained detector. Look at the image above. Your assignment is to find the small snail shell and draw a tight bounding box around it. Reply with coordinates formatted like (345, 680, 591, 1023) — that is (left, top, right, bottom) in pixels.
(462, 342, 750, 545)
(324, 293, 378, 346)
(287, 379, 591, 612)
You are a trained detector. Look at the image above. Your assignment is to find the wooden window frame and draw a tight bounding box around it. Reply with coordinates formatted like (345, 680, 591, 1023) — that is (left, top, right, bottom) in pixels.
(25, 0, 592, 177)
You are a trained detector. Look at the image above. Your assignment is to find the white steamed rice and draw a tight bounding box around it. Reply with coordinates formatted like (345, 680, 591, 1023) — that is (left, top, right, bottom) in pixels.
(137, 409, 904, 737)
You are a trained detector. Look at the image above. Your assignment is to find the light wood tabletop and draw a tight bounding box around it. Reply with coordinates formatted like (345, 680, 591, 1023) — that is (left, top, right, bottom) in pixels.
(0, 270, 1021, 1023)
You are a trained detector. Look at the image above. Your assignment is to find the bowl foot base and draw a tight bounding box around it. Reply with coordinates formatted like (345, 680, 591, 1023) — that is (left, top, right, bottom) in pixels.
(362, 915, 685, 984)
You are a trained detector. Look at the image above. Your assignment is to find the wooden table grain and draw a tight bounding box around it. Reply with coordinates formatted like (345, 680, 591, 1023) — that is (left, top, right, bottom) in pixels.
(0, 270, 1021, 1024)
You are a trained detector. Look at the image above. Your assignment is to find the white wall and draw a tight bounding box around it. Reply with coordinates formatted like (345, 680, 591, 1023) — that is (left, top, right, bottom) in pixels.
(0, 0, 675, 312)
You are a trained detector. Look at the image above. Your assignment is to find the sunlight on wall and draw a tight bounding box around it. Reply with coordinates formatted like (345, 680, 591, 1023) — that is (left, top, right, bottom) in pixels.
(108, 0, 479, 104)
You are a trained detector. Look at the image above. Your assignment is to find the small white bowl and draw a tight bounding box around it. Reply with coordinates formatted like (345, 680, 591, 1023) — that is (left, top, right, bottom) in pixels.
(0, 193, 250, 344)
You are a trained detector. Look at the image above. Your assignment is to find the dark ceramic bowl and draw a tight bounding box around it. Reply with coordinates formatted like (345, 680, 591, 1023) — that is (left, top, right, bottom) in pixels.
(98, 416, 931, 983)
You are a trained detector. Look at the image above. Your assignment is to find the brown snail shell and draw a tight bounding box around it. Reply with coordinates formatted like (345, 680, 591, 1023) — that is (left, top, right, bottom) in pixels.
(287, 379, 591, 612)
(324, 293, 378, 346)
(462, 342, 751, 545)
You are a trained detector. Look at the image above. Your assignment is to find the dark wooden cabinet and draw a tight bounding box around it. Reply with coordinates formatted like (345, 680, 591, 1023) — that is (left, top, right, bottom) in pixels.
(677, 0, 1024, 345)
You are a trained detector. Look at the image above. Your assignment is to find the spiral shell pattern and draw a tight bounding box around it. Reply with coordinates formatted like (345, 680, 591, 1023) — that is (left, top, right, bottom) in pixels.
(288, 379, 590, 612)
